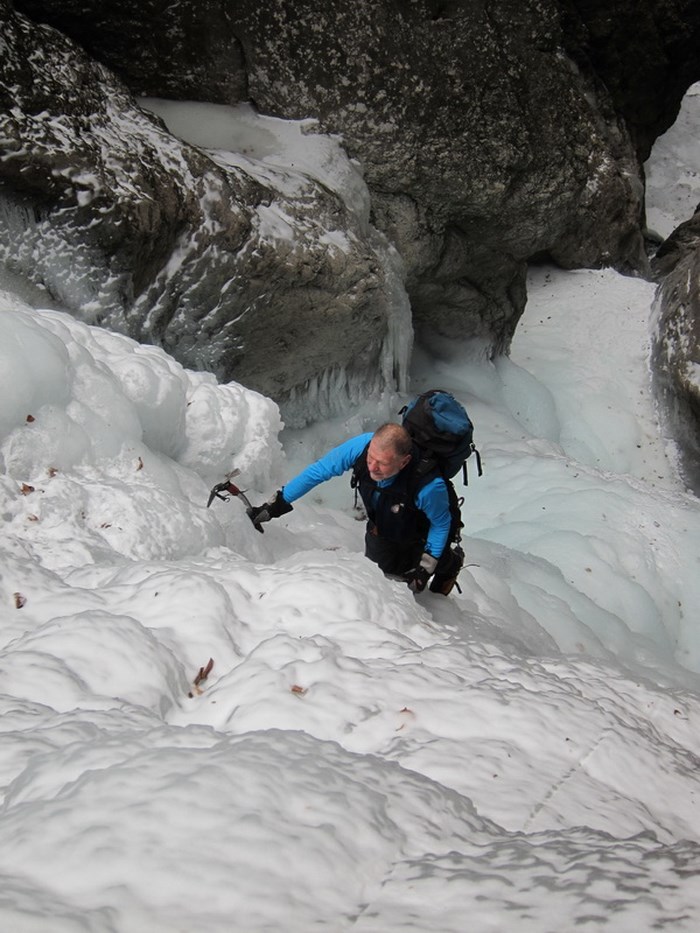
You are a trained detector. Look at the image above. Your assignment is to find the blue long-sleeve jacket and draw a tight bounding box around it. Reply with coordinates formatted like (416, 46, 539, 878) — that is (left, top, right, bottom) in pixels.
(282, 432, 452, 558)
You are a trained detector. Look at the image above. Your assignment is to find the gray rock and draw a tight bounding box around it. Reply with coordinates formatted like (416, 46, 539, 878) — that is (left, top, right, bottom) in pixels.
(651, 204, 700, 491)
(12, 0, 249, 104)
(651, 204, 700, 279)
(652, 244, 700, 492)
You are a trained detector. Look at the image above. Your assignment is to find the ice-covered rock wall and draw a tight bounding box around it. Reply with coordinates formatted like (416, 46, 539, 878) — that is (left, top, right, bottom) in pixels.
(651, 221, 700, 492)
(0, 1, 410, 426)
(14, 0, 700, 342)
(646, 87, 700, 493)
(3, 0, 700, 425)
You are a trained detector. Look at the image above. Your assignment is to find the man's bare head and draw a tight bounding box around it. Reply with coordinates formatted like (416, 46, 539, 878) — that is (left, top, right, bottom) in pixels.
(367, 423, 412, 481)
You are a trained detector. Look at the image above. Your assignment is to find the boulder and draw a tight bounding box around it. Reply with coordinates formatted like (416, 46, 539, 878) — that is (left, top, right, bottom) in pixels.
(651, 206, 700, 492)
(651, 205, 700, 279)
(652, 244, 700, 492)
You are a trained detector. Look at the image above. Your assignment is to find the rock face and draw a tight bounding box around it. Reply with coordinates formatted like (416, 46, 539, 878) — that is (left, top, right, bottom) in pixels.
(4, 0, 700, 416)
(230, 0, 660, 345)
(651, 206, 700, 280)
(11, 0, 250, 105)
(651, 208, 700, 492)
(558, 0, 700, 161)
(0, 1, 409, 425)
(652, 249, 700, 493)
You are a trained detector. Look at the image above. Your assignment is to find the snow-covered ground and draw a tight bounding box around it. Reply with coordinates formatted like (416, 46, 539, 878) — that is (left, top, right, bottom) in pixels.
(1, 87, 700, 933)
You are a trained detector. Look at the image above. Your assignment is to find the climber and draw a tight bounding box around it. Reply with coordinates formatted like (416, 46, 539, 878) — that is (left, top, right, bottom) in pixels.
(247, 423, 464, 595)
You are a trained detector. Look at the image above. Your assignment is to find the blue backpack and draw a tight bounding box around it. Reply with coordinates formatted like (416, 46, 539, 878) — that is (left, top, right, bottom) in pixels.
(400, 389, 483, 483)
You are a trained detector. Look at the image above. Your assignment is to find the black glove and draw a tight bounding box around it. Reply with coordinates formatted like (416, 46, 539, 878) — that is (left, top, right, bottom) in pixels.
(406, 552, 438, 593)
(247, 490, 293, 531)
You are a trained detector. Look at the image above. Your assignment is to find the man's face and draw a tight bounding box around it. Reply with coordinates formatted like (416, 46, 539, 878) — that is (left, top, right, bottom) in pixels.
(366, 439, 411, 481)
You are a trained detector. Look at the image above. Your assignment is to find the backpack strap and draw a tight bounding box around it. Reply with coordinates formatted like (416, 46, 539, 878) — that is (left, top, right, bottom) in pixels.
(350, 443, 370, 510)
(413, 451, 439, 478)
(406, 460, 464, 547)
(461, 442, 483, 485)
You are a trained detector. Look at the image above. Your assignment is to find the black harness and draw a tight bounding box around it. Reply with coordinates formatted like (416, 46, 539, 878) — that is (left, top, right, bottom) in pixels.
(351, 443, 458, 545)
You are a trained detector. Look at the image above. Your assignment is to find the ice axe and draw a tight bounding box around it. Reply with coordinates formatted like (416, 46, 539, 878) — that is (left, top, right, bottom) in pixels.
(207, 470, 265, 533)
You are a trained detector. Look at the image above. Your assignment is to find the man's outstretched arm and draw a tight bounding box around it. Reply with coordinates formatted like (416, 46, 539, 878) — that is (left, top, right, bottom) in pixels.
(247, 432, 374, 530)
(281, 432, 374, 503)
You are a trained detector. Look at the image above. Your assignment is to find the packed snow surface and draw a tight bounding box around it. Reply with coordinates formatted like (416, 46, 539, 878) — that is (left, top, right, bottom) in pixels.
(2, 261, 700, 931)
(2, 83, 700, 933)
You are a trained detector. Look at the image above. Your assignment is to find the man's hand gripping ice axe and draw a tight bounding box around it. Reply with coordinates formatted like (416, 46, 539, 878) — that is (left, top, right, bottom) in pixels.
(207, 470, 293, 533)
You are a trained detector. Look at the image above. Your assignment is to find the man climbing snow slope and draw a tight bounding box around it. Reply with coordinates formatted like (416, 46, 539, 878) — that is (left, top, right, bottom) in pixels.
(248, 422, 465, 595)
